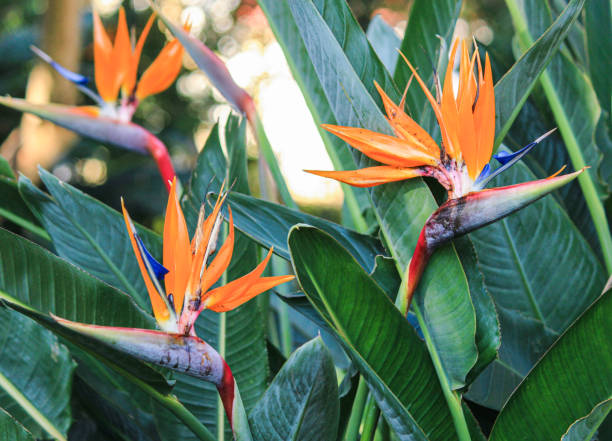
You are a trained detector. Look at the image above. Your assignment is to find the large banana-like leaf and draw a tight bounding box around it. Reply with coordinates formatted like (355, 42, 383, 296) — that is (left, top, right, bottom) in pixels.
(249, 338, 339, 441)
(505, 0, 612, 269)
(18, 169, 162, 310)
(493, 0, 586, 148)
(489, 288, 612, 441)
(288, 225, 457, 440)
(466, 158, 606, 409)
(584, 0, 611, 116)
(0, 308, 73, 440)
(0, 409, 34, 441)
(286, 0, 477, 390)
(155, 116, 268, 441)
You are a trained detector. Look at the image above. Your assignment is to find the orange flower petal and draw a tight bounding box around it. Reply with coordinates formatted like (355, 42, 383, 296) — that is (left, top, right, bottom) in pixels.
(125, 13, 155, 95)
(209, 275, 295, 313)
(200, 207, 234, 294)
(163, 177, 191, 315)
(204, 248, 287, 312)
(373, 81, 440, 157)
(93, 10, 117, 102)
(441, 40, 461, 159)
(322, 124, 438, 167)
(398, 51, 458, 161)
(136, 39, 184, 100)
(113, 7, 131, 98)
(305, 166, 428, 187)
(121, 199, 170, 325)
(473, 53, 495, 175)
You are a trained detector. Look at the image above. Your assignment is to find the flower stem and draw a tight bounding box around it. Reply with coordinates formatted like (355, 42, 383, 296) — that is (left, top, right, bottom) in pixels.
(505, 0, 612, 273)
(343, 376, 369, 441)
(397, 268, 471, 441)
(360, 395, 380, 441)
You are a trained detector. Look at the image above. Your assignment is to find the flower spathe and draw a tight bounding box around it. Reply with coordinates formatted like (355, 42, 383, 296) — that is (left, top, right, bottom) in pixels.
(122, 178, 294, 334)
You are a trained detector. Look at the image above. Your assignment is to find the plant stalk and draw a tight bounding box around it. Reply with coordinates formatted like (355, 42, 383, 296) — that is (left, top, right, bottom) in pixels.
(343, 376, 369, 441)
(505, 0, 612, 273)
(360, 395, 381, 441)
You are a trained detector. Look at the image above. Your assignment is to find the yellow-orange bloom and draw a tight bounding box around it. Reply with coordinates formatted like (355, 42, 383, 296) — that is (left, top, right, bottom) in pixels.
(122, 178, 294, 333)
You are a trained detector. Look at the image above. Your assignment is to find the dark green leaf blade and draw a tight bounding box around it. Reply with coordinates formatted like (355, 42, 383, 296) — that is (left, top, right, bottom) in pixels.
(18, 169, 162, 310)
(0, 309, 74, 440)
(489, 290, 612, 441)
(249, 338, 339, 441)
(467, 158, 606, 409)
(494, 0, 586, 149)
(0, 409, 35, 441)
(217, 192, 386, 272)
(0, 227, 170, 394)
(288, 225, 456, 440)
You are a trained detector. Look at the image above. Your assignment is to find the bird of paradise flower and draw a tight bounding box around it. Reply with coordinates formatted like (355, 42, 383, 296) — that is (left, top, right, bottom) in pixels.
(0, 7, 187, 191)
(307, 39, 584, 311)
(52, 178, 294, 440)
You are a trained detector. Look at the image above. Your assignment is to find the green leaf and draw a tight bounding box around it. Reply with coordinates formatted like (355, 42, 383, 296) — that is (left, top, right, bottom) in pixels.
(286, 0, 477, 389)
(393, 0, 461, 130)
(288, 225, 456, 440)
(18, 169, 162, 310)
(157, 116, 268, 440)
(0, 409, 34, 441)
(466, 157, 607, 409)
(366, 15, 401, 74)
(494, 0, 586, 149)
(489, 289, 612, 441)
(0, 308, 73, 440)
(584, 0, 611, 115)
(0, 227, 170, 395)
(0, 157, 47, 240)
(249, 338, 339, 441)
(562, 399, 612, 441)
(455, 237, 500, 384)
(506, 0, 612, 271)
(216, 192, 386, 273)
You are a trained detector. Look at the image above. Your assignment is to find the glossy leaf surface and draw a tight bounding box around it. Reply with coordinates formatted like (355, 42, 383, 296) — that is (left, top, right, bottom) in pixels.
(249, 338, 339, 441)
(288, 225, 456, 440)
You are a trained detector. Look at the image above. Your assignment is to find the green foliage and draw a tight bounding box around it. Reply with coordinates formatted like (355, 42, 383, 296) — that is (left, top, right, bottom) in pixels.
(249, 338, 339, 441)
(0, 0, 610, 440)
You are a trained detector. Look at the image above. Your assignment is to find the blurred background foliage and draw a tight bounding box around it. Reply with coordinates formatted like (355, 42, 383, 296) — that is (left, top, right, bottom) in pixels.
(0, 0, 516, 232)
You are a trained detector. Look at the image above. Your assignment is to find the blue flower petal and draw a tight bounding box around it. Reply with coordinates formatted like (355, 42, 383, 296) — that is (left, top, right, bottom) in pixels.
(31, 45, 88, 85)
(136, 235, 169, 282)
(406, 312, 424, 339)
(473, 128, 557, 190)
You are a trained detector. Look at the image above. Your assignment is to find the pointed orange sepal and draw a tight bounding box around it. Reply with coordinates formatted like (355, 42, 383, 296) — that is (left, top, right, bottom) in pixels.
(163, 177, 192, 316)
(93, 10, 117, 102)
(125, 13, 156, 95)
(322, 124, 438, 167)
(305, 166, 428, 187)
(373, 81, 439, 157)
(200, 207, 235, 295)
(204, 248, 293, 312)
(136, 38, 184, 100)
